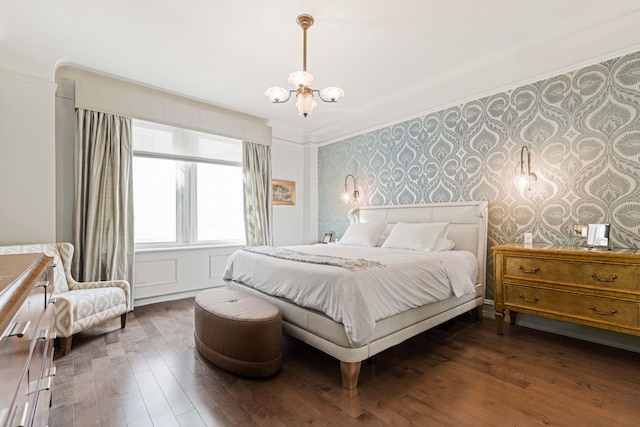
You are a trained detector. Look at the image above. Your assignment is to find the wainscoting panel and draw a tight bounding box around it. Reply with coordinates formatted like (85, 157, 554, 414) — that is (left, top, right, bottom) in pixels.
(133, 246, 240, 302)
(134, 258, 178, 288)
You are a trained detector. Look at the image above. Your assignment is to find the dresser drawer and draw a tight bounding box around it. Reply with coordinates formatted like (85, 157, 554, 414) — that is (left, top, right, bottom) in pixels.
(0, 293, 36, 413)
(505, 284, 639, 329)
(504, 256, 640, 292)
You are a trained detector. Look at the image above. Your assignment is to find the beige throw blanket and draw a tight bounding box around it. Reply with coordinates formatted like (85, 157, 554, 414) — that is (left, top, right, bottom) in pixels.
(242, 246, 384, 272)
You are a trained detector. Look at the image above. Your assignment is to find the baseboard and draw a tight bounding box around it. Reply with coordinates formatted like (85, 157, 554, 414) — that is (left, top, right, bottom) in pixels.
(482, 300, 640, 354)
(134, 284, 224, 307)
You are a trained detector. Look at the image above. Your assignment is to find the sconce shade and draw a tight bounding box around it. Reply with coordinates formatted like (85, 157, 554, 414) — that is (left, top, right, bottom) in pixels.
(515, 146, 537, 192)
(341, 174, 359, 204)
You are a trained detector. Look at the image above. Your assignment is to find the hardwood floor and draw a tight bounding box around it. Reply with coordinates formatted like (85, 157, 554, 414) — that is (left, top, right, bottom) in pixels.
(49, 298, 640, 427)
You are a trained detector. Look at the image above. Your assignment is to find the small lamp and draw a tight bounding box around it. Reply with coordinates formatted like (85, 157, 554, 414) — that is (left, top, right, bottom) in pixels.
(340, 174, 359, 204)
(515, 146, 537, 192)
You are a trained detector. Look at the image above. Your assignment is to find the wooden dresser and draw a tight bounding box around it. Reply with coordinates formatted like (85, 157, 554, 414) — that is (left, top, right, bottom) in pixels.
(0, 254, 55, 427)
(493, 243, 640, 337)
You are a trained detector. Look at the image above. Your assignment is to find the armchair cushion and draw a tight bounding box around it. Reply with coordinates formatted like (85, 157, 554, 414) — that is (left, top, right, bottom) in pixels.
(53, 288, 127, 337)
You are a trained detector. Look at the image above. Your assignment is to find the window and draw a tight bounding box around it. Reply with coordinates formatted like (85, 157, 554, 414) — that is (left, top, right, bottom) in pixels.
(132, 120, 245, 247)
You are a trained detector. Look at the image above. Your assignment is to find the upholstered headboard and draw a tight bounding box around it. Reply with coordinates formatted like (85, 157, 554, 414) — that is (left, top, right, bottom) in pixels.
(348, 201, 489, 289)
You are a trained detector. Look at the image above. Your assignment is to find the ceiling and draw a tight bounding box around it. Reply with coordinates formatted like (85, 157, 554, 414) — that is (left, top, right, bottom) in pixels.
(3, 1, 640, 144)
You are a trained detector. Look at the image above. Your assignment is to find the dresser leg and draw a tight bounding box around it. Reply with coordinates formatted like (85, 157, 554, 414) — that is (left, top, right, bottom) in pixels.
(495, 311, 505, 335)
(509, 310, 518, 325)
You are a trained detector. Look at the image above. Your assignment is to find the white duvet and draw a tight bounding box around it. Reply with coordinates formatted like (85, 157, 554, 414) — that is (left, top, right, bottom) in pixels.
(223, 244, 477, 347)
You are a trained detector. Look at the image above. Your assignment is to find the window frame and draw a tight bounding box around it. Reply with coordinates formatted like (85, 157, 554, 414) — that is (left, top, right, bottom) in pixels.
(132, 121, 245, 250)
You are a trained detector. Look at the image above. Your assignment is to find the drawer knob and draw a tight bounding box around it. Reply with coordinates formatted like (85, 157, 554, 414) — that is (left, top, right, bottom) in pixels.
(518, 265, 539, 274)
(589, 273, 617, 283)
(519, 294, 540, 303)
(589, 305, 617, 316)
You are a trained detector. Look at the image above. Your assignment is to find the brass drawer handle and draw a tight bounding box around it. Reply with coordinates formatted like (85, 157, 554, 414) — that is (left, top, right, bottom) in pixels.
(518, 265, 539, 274)
(589, 305, 617, 316)
(519, 294, 540, 303)
(589, 273, 617, 283)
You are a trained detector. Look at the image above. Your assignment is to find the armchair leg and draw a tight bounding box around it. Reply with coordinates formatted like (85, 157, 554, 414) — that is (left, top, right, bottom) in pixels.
(58, 336, 72, 356)
(121, 313, 127, 329)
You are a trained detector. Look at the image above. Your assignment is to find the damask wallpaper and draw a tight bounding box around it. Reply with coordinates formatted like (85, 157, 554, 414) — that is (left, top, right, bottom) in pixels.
(318, 51, 640, 298)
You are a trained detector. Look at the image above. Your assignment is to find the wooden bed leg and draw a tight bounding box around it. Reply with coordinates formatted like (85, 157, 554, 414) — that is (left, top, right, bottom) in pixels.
(121, 313, 127, 329)
(471, 305, 483, 321)
(340, 361, 361, 390)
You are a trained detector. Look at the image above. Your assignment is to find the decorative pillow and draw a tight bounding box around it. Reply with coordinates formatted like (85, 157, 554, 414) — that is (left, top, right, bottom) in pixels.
(433, 238, 455, 251)
(381, 222, 449, 251)
(338, 222, 386, 247)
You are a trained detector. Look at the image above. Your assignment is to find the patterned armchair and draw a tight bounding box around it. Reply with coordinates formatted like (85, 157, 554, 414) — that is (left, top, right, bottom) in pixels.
(0, 243, 131, 355)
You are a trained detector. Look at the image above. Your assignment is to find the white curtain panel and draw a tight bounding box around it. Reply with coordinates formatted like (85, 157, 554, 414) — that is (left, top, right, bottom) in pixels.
(243, 141, 273, 246)
(73, 108, 134, 285)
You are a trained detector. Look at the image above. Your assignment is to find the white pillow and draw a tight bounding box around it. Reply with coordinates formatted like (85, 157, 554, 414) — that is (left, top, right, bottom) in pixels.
(381, 222, 449, 251)
(376, 223, 396, 246)
(338, 222, 386, 247)
(433, 238, 455, 251)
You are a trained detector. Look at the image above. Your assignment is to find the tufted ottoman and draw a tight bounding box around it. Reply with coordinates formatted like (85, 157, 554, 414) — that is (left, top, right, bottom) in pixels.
(194, 288, 282, 377)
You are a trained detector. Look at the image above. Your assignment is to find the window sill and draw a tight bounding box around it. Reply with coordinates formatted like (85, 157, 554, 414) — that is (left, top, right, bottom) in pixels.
(135, 243, 243, 254)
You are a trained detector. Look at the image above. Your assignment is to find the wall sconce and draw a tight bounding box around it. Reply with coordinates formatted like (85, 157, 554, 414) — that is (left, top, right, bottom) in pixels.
(515, 146, 537, 192)
(340, 174, 359, 204)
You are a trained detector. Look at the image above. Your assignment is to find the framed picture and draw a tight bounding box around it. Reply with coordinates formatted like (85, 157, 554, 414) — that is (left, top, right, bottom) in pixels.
(272, 179, 296, 205)
(322, 232, 333, 244)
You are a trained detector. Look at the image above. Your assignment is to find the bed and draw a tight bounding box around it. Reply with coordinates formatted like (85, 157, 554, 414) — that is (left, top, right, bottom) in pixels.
(224, 201, 488, 389)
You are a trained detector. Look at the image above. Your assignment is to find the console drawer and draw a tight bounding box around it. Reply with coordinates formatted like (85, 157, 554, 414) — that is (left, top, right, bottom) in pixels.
(505, 284, 639, 329)
(504, 255, 639, 292)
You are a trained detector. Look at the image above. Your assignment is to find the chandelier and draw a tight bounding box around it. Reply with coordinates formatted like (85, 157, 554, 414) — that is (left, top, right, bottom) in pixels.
(265, 14, 344, 117)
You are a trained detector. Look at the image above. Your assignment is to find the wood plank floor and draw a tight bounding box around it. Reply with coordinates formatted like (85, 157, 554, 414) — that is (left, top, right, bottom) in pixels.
(48, 298, 640, 426)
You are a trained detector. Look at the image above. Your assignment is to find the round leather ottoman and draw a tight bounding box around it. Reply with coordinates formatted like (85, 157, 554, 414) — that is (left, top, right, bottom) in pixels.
(194, 288, 282, 377)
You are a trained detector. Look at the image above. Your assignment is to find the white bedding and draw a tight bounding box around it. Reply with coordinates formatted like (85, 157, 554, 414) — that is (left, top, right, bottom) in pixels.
(223, 244, 477, 347)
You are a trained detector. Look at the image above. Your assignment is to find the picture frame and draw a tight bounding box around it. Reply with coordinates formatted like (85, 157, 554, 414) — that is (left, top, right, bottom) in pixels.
(322, 232, 333, 244)
(272, 179, 296, 205)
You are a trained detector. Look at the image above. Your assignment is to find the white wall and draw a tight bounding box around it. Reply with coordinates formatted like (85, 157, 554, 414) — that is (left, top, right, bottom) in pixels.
(303, 144, 319, 244)
(55, 78, 75, 243)
(271, 139, 307, 246)
(0, 69, 56, 245)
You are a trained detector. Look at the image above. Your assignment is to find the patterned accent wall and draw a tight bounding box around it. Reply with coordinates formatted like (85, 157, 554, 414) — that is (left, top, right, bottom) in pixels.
(318, 51, 640, 298)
